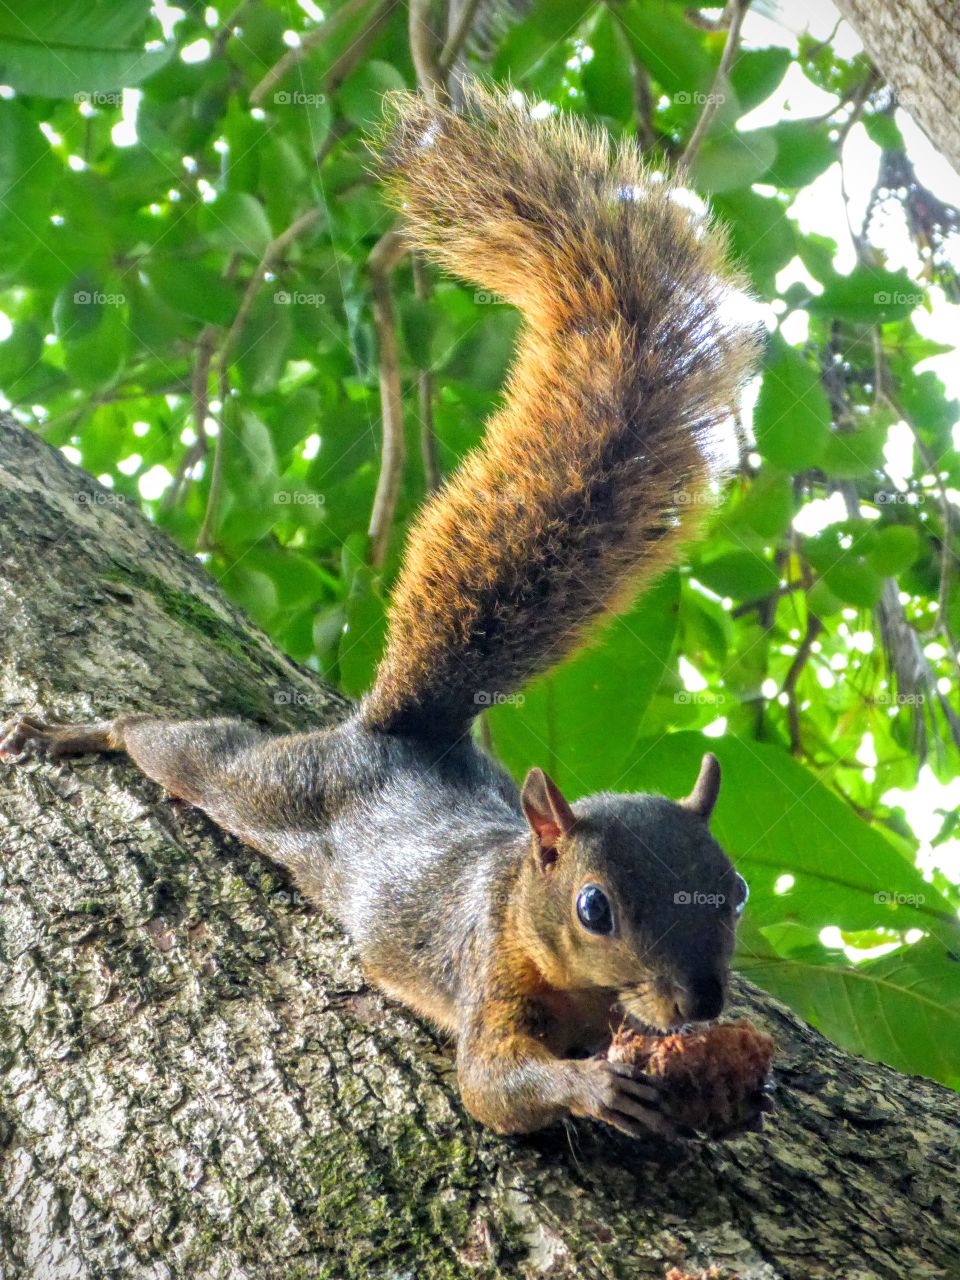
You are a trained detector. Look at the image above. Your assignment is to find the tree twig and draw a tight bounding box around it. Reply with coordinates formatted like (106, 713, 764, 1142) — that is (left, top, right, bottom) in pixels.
(367, 229, 408, 568)
(196, 210, 322, 550)
(438, 0, 483, 76)
(412, 255, 440, 493)
(165, 325, 216, 513)
(783, 613, 823, 756)
(679, 0, 751, 172)
(409, 0, 445, 101)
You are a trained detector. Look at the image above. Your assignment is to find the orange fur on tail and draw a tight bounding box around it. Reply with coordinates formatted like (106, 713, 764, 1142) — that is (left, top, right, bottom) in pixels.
(363, 83, 761, 740)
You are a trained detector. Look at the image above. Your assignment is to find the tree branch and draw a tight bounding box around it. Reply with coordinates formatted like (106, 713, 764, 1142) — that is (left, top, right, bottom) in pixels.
(680, 0, 751, 172)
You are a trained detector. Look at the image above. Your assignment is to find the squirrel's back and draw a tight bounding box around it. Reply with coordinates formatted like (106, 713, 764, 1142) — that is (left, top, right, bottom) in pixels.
(362, 84, 760, 740)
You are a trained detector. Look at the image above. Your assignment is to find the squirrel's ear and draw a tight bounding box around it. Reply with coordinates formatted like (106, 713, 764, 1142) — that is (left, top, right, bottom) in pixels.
(680, 752, 721, 823)
(521, 768, 576, 866)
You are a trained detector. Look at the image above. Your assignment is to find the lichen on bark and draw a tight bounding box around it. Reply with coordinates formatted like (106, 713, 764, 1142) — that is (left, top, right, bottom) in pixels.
(1, 419, 958, 1280)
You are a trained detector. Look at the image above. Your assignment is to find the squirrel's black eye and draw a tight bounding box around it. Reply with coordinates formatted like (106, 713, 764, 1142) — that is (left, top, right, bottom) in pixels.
(733, 873, 749, 916)
(576, 884, 614, 935)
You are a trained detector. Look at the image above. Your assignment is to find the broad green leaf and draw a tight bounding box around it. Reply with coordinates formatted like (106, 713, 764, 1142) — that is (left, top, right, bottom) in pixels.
(759, 121, 835, 187)
(736, 468, 794, 539)
(148, 260, 240, 327)
(0, 0, 171, 96)
(689, 130, 778, 194)
(728, 47, 791, 112)
(739, 931, 960, 1086)
(713, 189, 795, 288)
(808, 266, 924, 323)
(820, 424, 887, 478)
(488, 574, 680, 796)
(619, 2, 712, 99)
(0, 320, 44, 392)
(198, 191, 273, 258)
(753, 344, 831, 469)
(868, 525, 921, 575)
(339, 562, 387, 697)
(338, 60, 406, 128)
(235, 293, 294, 395)
(582, 10, 634, 123)
(694, 550, 780, 602)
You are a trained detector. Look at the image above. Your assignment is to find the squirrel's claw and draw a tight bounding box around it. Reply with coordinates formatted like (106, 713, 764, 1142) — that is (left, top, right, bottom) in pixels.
(711, 1085, 775, 1140)
(574, 1059, 679, 1142)
(0, 715, 57, 761)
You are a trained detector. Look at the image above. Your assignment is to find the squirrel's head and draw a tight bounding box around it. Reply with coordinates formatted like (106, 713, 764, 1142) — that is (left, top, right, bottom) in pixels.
(516, 754, 747, 1032)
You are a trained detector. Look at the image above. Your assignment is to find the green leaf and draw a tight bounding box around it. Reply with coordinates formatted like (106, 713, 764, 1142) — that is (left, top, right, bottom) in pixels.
(0, 0, 172, 96)
(338, 60, 406, 129)
(736, 468, 794, 538)
(0, 320, 44, 393)
(339, 563, 387, 697)
(694, 550, 780, 602)
(821, 558, 884, 608)
(689, 130, 778, 194)
(488, 574, 680, 796)
(619, 2, 712, 99)
(868, 525, 921, 575)
(713, 189, 795, 288)
(753, 344, 831, 470)
(235, 292, 294, 395)
(728, 47, 791, 112)
(808, 266, 924, 323)
(820, 423, 887, 479)
(759, 121, 835, 187)
(582, 10, 634, 123)
(862, 112, 905, 152)
(198, 191, 273, 258)
(739, 934, 960, 1086)
(79, 403, 127, 474)
(148, 260, 240, 327)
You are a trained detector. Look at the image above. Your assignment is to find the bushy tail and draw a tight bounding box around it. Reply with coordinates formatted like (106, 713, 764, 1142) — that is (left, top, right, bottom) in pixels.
(362, 83, 760, 740)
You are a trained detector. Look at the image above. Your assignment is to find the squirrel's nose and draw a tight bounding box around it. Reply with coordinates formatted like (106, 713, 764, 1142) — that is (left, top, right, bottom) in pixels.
(676, 975, 724, 1022)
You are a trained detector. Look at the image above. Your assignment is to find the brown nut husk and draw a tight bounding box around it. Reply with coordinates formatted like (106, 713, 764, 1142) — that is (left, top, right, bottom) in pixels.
(608, 1019, 774, 1138)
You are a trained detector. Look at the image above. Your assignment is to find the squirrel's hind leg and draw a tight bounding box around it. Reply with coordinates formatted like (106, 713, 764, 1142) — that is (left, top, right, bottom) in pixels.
(1, 710, 267, 824)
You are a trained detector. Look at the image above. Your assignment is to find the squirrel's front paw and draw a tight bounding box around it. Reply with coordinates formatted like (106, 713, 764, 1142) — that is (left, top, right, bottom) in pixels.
(570, 1059, 679, 1142)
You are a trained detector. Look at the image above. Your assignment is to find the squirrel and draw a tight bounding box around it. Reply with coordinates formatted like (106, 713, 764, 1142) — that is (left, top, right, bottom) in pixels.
(0, 84, 761, 1143)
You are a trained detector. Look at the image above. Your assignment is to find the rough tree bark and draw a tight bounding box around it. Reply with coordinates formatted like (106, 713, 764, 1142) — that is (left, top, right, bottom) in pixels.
(0, 419, 958, 1280)
(833, 0, 960, 174)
